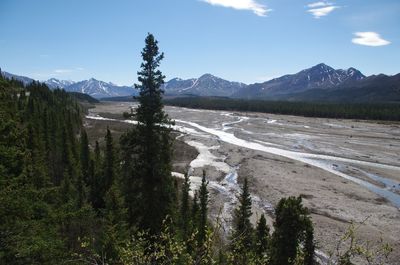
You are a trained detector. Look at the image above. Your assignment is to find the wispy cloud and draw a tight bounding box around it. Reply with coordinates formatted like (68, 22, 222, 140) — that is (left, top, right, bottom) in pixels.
(352, 32, 390, 47)
(54, 69, 73, 74)
(308, 1, 331, 8)
(31, 67, 85, 80)
(201, 0, 272, 17)
(48, 67, 85, 75)
(307, 1, 339, 18)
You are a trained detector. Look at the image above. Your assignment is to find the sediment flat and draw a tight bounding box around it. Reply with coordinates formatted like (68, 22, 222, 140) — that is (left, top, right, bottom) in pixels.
(88, 101, 400, 263)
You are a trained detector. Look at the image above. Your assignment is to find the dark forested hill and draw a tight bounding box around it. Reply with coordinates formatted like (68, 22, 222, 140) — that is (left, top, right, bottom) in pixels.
(0, 75, 88, 263)
(68, 91, 100, 103)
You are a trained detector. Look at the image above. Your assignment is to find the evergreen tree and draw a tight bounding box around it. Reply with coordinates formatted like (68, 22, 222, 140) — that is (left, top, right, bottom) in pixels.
(191, 191, 199, 231)
(94, 141, 101, 168)
(103, 127, 114, 195)
(100, 184, 129, 263)
(90, 141, 103, 210)
(76, 171, 86, 209)
(230, 177, 254, 265)
(119, 129, 141, 225)
(0, 76, 97, 263)
(270, 196, 311, 265)
(254, 214, 270, 264)
(255, 214, 270, 256)
(303, 218, 316, 265)
(80, 129, 90, 184)
(123, 33, 175, 233)
(198, 170, 209, 245)
(25, 122, 49, 189)
(57, 124, 71, 185)
(88, 158, 95, 190)
(180, 172, 191, 239)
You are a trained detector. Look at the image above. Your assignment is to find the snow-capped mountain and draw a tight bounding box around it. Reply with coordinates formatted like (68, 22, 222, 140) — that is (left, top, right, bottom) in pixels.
(0, 70, 136, 99)
(268, 73, 400, 102)
(45, 78, 75, 89)
(64, 78, 136, 98)
(233, 63, 366, 99)
(2, 65, 398, 102)
(162, 73, 246, 97)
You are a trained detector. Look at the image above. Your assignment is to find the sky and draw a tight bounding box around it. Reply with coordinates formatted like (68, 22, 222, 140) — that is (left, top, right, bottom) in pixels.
(0, 0, 399, 85)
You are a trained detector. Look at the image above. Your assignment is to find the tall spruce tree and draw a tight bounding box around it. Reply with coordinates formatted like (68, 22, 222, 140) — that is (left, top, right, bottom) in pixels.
(270, 196, 312, 265)
(233, 178, 253, 243)
(101, 184, 129, 263)
(180, 172, 191, 239)
(303, 218, 316, 265)
(80, 129, 90, 184)
(103, 127, 114, 194)
(255, 214, 270, 263)
(198, 170, 209, 245)
(90, 141, 103, 210)
(230, 177, 254, 265)
(126, 33, 175, 233)
(191, 191, 199, 231)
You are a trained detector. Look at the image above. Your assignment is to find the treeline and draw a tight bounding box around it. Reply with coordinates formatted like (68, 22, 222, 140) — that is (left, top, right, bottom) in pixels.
(164, 97, 400, 121)
(68, 91, 100, 104)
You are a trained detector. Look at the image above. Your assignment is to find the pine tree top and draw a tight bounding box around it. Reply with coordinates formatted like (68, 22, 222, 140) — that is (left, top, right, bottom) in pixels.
(135, 33, 170, 127)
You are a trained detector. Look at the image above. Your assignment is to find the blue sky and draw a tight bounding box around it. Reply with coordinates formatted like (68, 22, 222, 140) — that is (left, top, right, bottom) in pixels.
(0, 0, 399, 85)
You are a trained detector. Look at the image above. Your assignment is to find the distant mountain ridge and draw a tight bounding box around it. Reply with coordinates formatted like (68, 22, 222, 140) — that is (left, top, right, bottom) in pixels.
(162, 73, 246, 97)
(45, 78, 75, 89)
(232, 63, 366, 99)
(2, 63, 399, 102)
(277, 73, 400, 102)
(59, 78, 136, 99)
(2, 71, 35, 85)
(0, 70, 137, 99)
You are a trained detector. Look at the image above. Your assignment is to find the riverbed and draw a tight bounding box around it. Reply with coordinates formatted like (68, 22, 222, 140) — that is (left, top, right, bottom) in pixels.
(87, 102, 400, 263)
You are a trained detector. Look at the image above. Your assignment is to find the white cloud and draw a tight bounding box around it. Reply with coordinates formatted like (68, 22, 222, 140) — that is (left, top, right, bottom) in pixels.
(352, 32, 390, 47)
(307, 1, 339, 18)
(53, 67, 84, 74)
(307, 1, 330, 8)
(201, 0, 271, 17)
(54, 69, 73, 74)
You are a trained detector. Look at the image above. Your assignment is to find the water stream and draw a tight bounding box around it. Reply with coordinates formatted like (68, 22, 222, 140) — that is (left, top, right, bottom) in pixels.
(86, 113, 400, 209)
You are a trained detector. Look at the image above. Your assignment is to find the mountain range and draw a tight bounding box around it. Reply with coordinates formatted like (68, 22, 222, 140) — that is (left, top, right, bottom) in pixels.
(162, 73, 246, 97)
(168, 64, 397, 102)
(1, 71, 137, 99)
(232, 63, 366, 98)
(232, 63, 399, 102)
(2, 63, 399, 102)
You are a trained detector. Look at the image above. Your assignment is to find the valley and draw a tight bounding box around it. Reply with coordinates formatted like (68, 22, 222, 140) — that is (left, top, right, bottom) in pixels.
(87, 101, 400, 263)
(3, 1, 399, 263)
